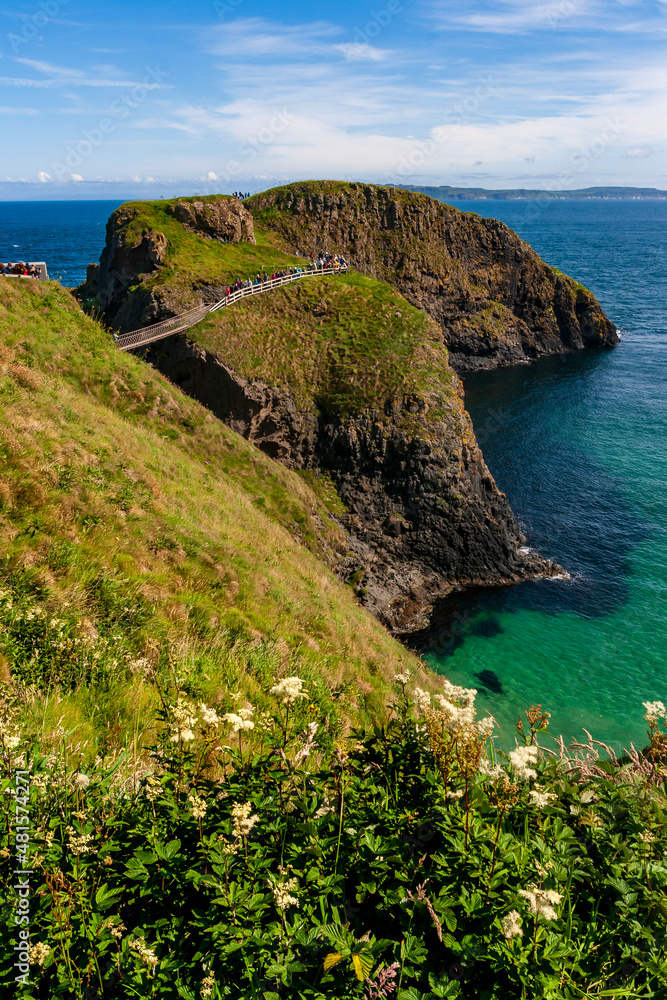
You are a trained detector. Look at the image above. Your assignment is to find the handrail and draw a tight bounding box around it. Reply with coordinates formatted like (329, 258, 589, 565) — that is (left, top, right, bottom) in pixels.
(116, 264, 348, 351)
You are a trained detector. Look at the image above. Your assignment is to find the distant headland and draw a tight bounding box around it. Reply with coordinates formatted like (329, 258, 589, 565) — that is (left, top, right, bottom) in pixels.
(399, 184, 667, 201)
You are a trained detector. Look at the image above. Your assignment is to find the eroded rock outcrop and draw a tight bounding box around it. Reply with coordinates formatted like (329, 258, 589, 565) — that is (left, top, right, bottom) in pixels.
(167, 198, 255, 244)
(250, 182, 619, 371)
(146, 332, 558, 630)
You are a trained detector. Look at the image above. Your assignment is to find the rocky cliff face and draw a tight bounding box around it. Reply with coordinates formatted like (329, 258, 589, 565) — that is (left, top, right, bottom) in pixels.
(145, 330, 558, 630)
(77, 197, 254, 333)
(249, 182, 619, 371)
(166, 198, 256, 244)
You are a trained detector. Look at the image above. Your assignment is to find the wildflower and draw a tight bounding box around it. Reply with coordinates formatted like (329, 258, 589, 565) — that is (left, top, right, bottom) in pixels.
(639, 830, 656, 846)
(129, 937, 158, 975)
(231, 801, 259, 838)
(219, 838, 238, 856)
(102, 918, 126, 940)
(479, 758, 505, 782)
(509, 745, 539, 780)
(500, 910, 523, 940)
(643, 701, 667, 725)
(168, 697, 198, 743)
(72, 772, 90, 790)
(199, 703, 222, 726)
(270, 876, 299, 910)
(518, 885, 562, 922)
(270, 676, 307, 705)
(222, 712, 254, 733)
(529, 787, 557, 809)
(201, 971, 216, 998)
(66, 827, 95, 857)
(143, 773, 162, 803)
(477, 716, 496, 738)
(365, 962, 400, 999)
(188, 793, 207, 821)
(294, 722, 318, 764)
(395, 670, 412, 685)
(28, 942, 51, 966)
(446, 789, 464, 800)
(412, 687, 431, 713)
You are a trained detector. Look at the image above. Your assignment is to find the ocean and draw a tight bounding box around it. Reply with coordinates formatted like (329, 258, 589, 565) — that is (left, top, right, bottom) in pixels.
(1, 197, 665, 749)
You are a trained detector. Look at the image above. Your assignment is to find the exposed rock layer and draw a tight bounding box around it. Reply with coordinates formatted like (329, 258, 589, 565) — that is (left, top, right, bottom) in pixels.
(77, 198, 253, 333)
(145, 333, 558, 630)
(249, 182, 619, 371)
(167, 198, 256, 244)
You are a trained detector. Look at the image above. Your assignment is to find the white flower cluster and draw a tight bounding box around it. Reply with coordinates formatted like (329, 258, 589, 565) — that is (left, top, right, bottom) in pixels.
(169, 698, 198, 743)
(643, 701, 667, 725)
(518, 886, 563, 922)
(270, 676, 307, 706)
(200, 703, 222, 726)
(412, 687, 431, 713)
(431, 678, 495, 738)
(222, 707, 254, 732)
(231, 801, 259, 838)
(479, 758, 506, 782)
(129, 937, 158, 975)
(72, 773, 90, 791)
(529, 787, 557, 809)
(500, 910, 523, 940)
(201, 970, 216, 998)
(188, 793, 207, 821)
(0, 714, 21, 751)
(29, 942, 51, 966)
(395, 670, 412, 685)
(508, 745, 539, 781)
(270, 876, 299, 910)
(142, 773, 162, 803)
(66, 827, 96, 857)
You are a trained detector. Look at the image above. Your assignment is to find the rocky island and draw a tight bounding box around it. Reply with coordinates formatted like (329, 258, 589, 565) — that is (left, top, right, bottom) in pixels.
(76, 182, 617, 629)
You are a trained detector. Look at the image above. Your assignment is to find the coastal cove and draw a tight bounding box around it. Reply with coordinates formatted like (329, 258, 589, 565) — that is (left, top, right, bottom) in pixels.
(409, 199, 667, 750)
(1, 197, 664, 750)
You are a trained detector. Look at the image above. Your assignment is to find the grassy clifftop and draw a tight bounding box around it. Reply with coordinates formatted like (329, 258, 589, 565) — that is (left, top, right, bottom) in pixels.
(0, 278, 427, 748)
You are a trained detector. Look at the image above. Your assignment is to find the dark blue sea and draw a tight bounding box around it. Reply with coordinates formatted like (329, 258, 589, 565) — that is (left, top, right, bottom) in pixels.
(0, 201, 122, 287)
(1, 196, 666, 748)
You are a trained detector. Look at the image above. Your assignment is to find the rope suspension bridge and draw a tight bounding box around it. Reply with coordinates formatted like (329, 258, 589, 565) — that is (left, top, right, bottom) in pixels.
(115, 263, 349, 352)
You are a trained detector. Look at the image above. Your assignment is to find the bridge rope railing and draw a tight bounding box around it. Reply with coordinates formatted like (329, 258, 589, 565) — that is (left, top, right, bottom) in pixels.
(115, 264, 349, 351)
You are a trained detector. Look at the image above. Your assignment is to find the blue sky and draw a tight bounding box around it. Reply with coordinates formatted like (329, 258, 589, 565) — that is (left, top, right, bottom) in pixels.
(0, 0, 665, 198)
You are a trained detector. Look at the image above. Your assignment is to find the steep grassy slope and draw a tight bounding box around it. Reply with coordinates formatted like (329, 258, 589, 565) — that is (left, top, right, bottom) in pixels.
(0, 278, 427, 747)
(76, 194, 558, 629)
(248, 181, 618, 371)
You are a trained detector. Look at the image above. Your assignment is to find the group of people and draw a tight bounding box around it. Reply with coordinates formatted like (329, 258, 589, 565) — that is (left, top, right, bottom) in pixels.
(1, 261, 41, 278)
(232, 191, 251, 200)
(222, 253, 347, 299)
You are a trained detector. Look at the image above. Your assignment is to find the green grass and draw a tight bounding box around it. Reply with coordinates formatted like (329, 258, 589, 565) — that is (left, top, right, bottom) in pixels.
(0, 278, 431, 748)
(185, 268, 457, 417)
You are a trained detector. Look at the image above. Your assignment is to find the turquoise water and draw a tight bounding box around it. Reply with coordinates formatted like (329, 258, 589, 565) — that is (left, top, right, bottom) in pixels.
(2, 197, 665, 748)
(410, 199, 667, 750)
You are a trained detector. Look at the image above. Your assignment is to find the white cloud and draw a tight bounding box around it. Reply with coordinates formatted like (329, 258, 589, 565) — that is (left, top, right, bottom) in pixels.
(70, 173, 84, 181)
(0, 107, 38, 116)
(333, 43, 389, 62)
(15, 58, 86, 79)
(625, 144, 652, 157)
(207, 18, 341, 58)
(37, 172, 51, 183)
